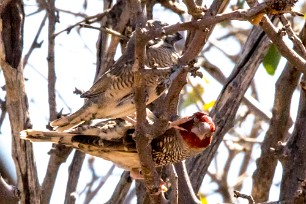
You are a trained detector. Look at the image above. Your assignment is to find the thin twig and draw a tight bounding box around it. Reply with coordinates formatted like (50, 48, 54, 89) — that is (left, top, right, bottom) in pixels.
(41, 1, 73, 203)
(53, 10, 110, 37)
(183, 0, 206, 17)
(78, 157, 98, 196)
(169, 165, 178, 204)
(56, 7, 88, 18)
(233, 190, 255, 204)
(157, 0, 186, 15)
(84, 165, 115, 204)
(279, 15, 306, 57)
(26, 63, 72, 112)
(47, 0, 56, 121)
(23, 13, 47, 67)
(0, 99, 6, 133)
(245, 1, 306, 74)
(64, 150, 85, 204)
(79, 23, 129, 40)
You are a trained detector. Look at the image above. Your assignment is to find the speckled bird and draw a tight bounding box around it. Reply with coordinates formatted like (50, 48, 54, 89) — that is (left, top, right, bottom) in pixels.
(21, 112, 215, 178)
(50, 21, 182, 132)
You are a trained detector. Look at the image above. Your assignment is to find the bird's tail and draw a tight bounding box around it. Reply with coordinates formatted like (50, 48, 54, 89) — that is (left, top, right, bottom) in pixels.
(20, 129, 137, 152)
(20, 129, 76, 146)
(50, 103, 98, 132)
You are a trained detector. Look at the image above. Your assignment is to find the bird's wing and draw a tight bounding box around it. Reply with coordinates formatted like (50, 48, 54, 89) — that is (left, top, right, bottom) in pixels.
(81, 56, 134, 98)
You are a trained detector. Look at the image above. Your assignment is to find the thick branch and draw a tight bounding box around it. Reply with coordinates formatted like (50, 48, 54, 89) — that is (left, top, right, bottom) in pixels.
(0, 1, 41, 203)
(280, 74, 306, 202)
(187, 22, 272, 192)
(0, 174, 20, 204)
(95, 0, 129, 80)
(201, 59, 272, 122)
(252, 21, 306, 202)
(130, 0, 161, 202)
(106, 171, 133, 204)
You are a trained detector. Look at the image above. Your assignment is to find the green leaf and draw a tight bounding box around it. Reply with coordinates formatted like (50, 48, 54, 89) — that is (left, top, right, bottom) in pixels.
(263, 44, 281, 76)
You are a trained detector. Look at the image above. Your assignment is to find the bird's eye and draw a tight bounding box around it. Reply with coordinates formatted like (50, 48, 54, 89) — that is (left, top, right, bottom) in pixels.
(194, 117, 199, 123)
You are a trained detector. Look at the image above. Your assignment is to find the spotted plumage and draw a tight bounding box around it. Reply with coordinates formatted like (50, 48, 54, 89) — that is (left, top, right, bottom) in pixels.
(21, 112, 215, 175)
(50, 21, 182, 132)
(265, 0, 297, 14)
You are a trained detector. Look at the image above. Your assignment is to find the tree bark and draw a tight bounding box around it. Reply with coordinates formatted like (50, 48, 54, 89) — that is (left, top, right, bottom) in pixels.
(280, 76, 306, 203)
(252, 21, 306, 202)
(0, 1, 40, 203)
(187, 21, 272, 192)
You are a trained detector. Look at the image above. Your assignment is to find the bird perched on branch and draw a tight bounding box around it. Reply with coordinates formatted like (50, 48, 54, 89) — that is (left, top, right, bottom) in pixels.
(50, 21, 182, 132)
(21, 112, 215, 178)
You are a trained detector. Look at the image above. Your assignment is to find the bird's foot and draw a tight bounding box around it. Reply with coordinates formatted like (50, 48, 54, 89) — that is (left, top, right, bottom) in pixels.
(123, 115, 137, 125)
(130, 170, 168, 193)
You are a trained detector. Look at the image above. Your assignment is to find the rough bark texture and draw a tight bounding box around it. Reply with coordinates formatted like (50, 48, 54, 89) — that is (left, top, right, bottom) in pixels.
(280, 76, 306, 203)
(0, 1, 40, 203)
(187, 22, 272, 192)
(252, 22, 306, 202)
(251, 54, 301, 203)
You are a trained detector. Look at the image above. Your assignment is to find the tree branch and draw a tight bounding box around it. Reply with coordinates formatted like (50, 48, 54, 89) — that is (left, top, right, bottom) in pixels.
(84, 165, 115, 204)
(279, 74, 306, 202)
(0, 1, 41, 203)
(187, 21, 272, 192)
(130, 0, 162, 202)
(105, 171, 133, 204)
(41, 1, 73, 203)
(245, 0, 306, 74)
(168, 165, 178, 204)
(23, 13, 47, 67)
(252, 21, 305, 202)
(174, 162, 201, 204)
(95, 0, 130, 80)
(0, 174, 20, 204)
(201, 59, 272, 122)
(157, 0, 186, 15)
(234, 190, 255, 204)
(64, 150, 85, 204)
(53, 10, 110, 37)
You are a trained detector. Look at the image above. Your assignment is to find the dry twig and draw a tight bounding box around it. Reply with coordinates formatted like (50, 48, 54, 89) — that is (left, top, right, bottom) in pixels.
(233, 190, 255, 204)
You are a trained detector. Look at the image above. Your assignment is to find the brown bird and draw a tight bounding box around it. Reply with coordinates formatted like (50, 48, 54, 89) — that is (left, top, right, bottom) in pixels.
(50, 21, 182, 132)
(21, 112, 215, 178)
